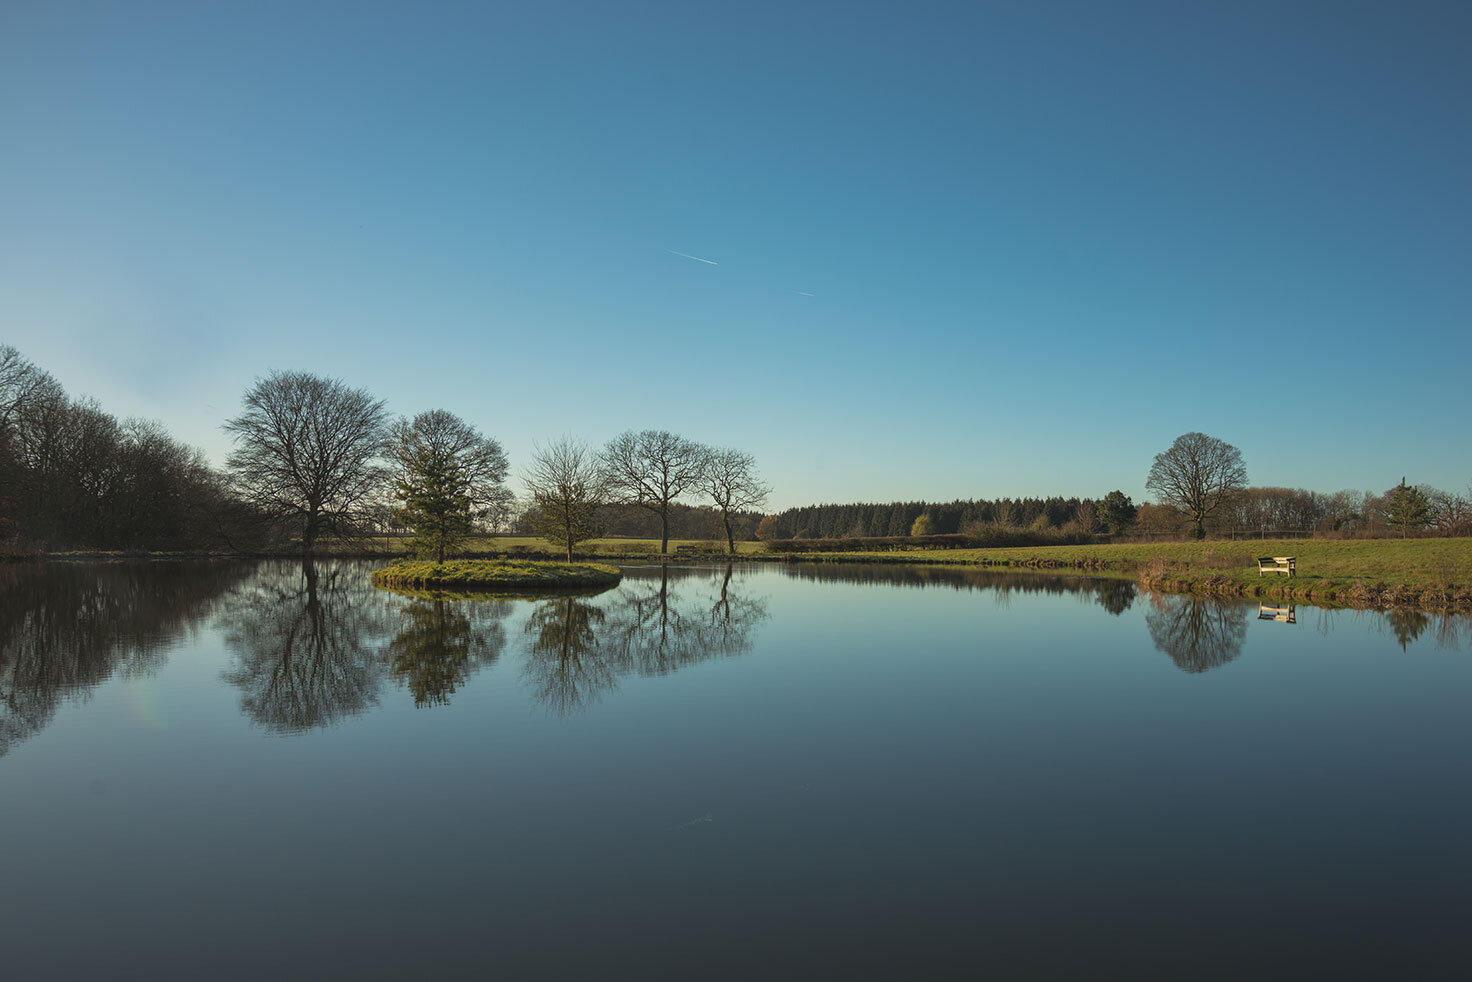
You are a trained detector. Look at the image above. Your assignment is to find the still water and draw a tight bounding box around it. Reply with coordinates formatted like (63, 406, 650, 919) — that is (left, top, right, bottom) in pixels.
(2, 560, 1469, 979)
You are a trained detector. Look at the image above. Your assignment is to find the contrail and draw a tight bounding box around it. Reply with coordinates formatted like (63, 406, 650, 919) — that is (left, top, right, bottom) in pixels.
(667, 249, 719, 265)
(792, 290, 815, 297)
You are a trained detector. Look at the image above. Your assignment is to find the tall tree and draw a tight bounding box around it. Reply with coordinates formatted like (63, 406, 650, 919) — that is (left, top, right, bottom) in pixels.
(524, 437, 607, 561)
(224, 371, 388, 554)
(699, 447, 770, 554)
(1383, 477, 1431, 538)
(599, 430, 709, 555)
(1145, 432, 1247, 539)
(387, 409, 510, 562)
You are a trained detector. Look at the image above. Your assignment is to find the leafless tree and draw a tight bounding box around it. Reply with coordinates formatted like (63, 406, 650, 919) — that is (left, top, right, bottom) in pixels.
(699, 447, 770, 554)
(0, 345, 61, 435)
(223, 371, 388, 554)
(599, 430, 709, 555)
(386, 409, 510, 560)
(523, 437, 607, 561)
(1145, 432, 1247, 539)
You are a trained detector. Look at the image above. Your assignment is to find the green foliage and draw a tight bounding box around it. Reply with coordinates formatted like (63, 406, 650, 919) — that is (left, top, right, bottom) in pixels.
(1384, 478, 1431, 538)
(910, 513, 936, 536)
(396, 451, 474, 561)
(1097, 490, 1138, 534)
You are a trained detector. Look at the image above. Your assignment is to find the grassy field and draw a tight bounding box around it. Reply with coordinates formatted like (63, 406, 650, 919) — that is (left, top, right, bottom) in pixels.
(790, 538, 1472, 608)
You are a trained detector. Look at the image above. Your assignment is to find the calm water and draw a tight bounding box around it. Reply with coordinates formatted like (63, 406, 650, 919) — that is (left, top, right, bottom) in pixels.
(2, 560, 1470, 979)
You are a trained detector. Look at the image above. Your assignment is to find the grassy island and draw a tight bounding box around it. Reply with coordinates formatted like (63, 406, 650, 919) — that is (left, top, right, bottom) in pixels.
(370, 559, 622, 591)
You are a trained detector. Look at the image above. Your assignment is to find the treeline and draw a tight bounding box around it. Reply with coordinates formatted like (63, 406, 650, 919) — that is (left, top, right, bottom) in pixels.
(0, 348, 259, 552)
(760, 497, 1102, 540)
(763, 484, 1472, 543)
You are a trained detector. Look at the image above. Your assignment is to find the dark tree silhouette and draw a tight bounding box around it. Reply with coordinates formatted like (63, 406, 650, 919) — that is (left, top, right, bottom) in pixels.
(524, 438, 607, 561)
(1145, 432, 1248, 539)
(600, 430, 708, 555)
(224, 371, 388, 553)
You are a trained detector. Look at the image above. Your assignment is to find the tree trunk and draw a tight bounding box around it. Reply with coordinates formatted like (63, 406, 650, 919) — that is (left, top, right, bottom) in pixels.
(565, 534, 573, 562)
(723, 511, 735, 555)
(660, 505, 669, 556)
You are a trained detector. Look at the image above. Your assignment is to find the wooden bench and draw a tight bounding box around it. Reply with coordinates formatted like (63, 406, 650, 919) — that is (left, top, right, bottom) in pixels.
(1256, 556, 1295, 577)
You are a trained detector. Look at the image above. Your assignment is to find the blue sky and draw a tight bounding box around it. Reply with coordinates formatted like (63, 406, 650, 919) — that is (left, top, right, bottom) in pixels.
(2, 0, 1468, 509)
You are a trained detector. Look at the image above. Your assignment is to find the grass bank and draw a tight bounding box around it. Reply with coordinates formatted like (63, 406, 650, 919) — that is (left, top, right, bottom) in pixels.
(780, 538, 1472, 610)
(370, 559, 623, 591)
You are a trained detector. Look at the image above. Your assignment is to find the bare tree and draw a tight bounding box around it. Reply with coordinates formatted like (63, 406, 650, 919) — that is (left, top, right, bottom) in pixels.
(699, 447, 770, 554)
(1145, 432, 1247, 539)
(224, 371, 388, 554)
(524, 437, 607, 561)
(599, 430, 709, 555)
(0, 345, 61, 435)
(386, 409, 510, 561)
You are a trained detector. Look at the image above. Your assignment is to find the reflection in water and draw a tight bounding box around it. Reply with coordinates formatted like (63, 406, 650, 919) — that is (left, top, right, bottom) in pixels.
(386, 597, 508, 707)
(1258, 603, 1297, 623)
(219, 561, 393, 732)
(1384, 609, 1431, 651)
(522, 565, 769, 715)
(779, 562, 1140, 617)
(523, 596, 613, 714)
(0, 561, 250, 756)
(1145, 594, 1249, 674)
(603, 565, 768, 679)
(1096, 579, 1136, 616)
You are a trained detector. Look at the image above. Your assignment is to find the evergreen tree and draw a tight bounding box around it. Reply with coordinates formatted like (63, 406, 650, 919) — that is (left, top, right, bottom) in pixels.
(1097, 490, 1138, 534)
(1384, 477, 1431, 538)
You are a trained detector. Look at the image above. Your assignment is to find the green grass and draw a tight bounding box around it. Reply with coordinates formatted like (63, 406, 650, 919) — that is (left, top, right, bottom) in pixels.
(784, 537, 1472, 609)
(370, 559, 623, 591)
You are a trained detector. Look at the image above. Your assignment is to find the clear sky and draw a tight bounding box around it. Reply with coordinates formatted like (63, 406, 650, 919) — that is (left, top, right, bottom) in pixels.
(2, 0, 1468, 509)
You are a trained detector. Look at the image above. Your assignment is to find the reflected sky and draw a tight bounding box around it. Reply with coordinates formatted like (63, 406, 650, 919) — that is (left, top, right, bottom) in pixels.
(2, 560, 1470, 978)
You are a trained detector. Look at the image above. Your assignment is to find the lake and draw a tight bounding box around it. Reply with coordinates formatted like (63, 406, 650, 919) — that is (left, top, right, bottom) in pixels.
(2, 560, 1469, 979)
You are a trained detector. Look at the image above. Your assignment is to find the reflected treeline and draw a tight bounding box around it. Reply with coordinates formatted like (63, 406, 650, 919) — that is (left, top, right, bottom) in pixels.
(385, 597, 509, 707)
(522, 565, 768, 715)
(777, 562, 1139, 616)
(0, 561, 252, 756)
(1145, 594, 1248, 674)
(218, 560, 398, 732)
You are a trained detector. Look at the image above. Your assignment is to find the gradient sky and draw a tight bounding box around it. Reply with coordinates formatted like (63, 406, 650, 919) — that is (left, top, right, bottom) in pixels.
(2, 0, 1468, 509)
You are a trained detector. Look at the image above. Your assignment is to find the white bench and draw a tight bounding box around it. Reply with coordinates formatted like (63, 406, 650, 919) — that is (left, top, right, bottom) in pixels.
(1256, 556, 1295, 577)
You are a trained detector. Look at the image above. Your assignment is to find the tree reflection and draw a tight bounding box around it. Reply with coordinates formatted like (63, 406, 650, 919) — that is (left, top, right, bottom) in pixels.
(522, 596, 613, 715)
(386, 597, 506, 707)
(1144, 594, 1248, 674)
(220, 560, 392, 732)
(520, 565, 768, 715)
(602, 565, 768, 678)
(1095, 579, 1136, 616)
(1384, 609, 1431, 651)
(0, 561, 250, 756)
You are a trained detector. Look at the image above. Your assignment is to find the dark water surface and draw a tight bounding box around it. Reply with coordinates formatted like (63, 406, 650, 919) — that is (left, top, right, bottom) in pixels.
(2, 560, 1469, 979)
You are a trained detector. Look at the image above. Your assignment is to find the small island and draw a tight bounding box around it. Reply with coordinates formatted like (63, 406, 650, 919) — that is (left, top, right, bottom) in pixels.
(370, 559, 622, 591)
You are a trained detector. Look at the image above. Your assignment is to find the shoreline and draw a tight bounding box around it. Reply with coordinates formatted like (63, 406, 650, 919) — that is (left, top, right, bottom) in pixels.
(16, 539, 1472, 614)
